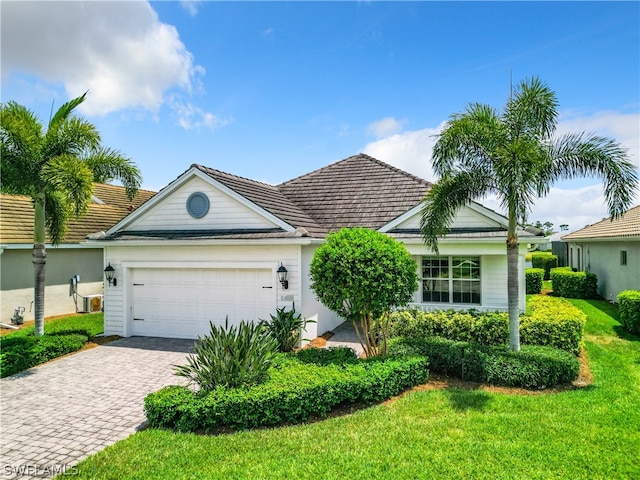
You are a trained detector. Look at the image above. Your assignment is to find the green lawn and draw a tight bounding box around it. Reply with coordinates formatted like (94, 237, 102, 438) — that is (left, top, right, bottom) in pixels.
(70, 300, 640, 479)
(1, 312, 104, 339)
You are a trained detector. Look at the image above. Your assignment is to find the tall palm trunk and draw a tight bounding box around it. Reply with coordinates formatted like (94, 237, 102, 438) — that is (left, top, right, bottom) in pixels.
(506, 211, 520, 351)
(33, 191, 46, 336)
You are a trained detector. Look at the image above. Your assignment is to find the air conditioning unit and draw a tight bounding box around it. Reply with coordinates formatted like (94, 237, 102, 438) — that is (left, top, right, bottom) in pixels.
(82, 294, 103, 313)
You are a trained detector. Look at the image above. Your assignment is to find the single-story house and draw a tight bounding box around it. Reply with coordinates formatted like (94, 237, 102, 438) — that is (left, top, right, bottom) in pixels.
(0, 184, 155, 322)
(88, 154, 543, 340)
(563, 205, 640, 301)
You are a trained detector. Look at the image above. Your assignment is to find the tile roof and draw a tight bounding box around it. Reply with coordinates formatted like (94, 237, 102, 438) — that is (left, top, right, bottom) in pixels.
(192, 164, 328, 237)
(562, 205, 640, 240)
(0, 184, 155, 244)
(277, 154, 432, 232)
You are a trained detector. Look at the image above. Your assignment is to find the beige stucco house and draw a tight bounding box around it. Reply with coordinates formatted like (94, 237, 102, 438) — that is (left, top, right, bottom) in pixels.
(563, 204, 640, 301)
(0, 184, 155, 322)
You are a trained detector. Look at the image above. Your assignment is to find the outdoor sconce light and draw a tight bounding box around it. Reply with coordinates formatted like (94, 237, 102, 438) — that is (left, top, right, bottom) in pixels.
(104, 263, 117, 287)
(277, 263, 289, 290)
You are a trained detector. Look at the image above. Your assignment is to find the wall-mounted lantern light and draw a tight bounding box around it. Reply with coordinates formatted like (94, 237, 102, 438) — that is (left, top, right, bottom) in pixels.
(104, 263, 117, 287)
(277, 263, 289, 290)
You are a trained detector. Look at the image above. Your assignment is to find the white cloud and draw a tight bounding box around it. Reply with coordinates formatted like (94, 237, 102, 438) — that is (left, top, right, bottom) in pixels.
(363, 110, 639, 230)
(168, 97, 233, 131)
(557, 110, 639, 168)
(180, 0, 202, 17)
(1, 1, 209, 121)
(366, 116, 407, 138)
(363, 122, 445, 181)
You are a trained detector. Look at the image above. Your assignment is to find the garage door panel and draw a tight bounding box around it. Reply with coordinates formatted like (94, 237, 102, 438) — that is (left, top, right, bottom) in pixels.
(131, 268, 275, 338)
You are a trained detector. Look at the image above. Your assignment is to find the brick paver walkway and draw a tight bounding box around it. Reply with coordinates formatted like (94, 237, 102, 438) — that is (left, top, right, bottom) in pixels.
(0, 337, 194, 479)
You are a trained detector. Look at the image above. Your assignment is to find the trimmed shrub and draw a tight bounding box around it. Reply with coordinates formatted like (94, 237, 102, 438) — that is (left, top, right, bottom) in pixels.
(174, 319, 278, 391)
(388, 336, 579, 389)
(521, 296, 586, 355)
(618, 290, 640, 335)
(526, 268, 545, 294)
(532, 252, 558, 280)
(0, 333, 88, 378)
(145, 349, 429, 432)
(389, 297, 584, 355)
(261, 305, 314, 352)
(550, 267, 599, 299)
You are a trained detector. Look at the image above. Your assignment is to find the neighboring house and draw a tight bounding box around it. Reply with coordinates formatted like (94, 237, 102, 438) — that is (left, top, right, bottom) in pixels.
(536, 231, 571, 266)
(0, 184, 155, 322)
(87, 154, 544, 340)
(563, 205, 640, 301)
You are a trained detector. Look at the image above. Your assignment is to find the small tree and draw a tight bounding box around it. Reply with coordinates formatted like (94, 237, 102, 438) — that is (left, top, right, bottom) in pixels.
(310, 228, 418, 357)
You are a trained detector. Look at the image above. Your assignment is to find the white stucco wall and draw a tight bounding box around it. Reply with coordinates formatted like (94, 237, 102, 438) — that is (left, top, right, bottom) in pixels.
(567, 239, 640, 301)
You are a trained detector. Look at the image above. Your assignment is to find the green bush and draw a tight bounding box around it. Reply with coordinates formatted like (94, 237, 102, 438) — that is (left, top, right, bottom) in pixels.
(388, 337, 579, 389)
(174, 319, 278, 391)
(526, 268, 545, 294)
(531, 252, 558, 280)
(390, 297, 584, 355)
(261, 305, 314, 352)
(521, 296, 586, 355)
(296, 346, 359, 365)
(618, 290, 640, 335)
(0, 333, 88, 378)
(550, 267, 599, 299)
(146, 349, 429, 432)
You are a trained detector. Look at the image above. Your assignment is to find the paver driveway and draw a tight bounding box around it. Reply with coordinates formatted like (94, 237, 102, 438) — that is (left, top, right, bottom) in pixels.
(0, 337, 194, 479)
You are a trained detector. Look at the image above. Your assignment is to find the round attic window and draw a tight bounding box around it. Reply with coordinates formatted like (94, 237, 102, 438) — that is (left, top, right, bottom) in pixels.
(186, 192, 210, 218)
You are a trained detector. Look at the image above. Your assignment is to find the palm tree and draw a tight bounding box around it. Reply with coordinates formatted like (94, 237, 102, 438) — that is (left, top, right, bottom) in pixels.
(1, 93, 141, 336)
(421, 77, 638, 350)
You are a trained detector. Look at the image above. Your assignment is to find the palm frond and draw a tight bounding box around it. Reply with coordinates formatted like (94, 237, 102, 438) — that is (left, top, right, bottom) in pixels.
(41, 154, 94, 219)
(505, 77, 558, 141)
(420, 170, 495, 253)
(431, 103, 505, 178)
(44, 116, 101, 160)
(0, 101, 44, 195)
(47, 92, 88, 132)
(548, 132, 639, 218)
(84, 147, 142, 199)
(44, 191, 71, 246)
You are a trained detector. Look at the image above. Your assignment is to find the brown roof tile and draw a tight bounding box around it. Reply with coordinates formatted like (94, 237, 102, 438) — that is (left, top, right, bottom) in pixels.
(192, 164, 328, 237)
(277, 153, 432, 232)
(562, 205, 640, 240)
(0, 184, 155, 244)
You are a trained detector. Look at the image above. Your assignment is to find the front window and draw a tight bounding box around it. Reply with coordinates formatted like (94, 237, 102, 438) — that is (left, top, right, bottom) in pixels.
(422, 256, 480, 305)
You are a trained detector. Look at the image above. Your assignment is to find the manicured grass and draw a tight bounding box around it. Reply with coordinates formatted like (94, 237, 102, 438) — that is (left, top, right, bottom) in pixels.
(0, 313, 104, 377)
(1, 312, 104, 338)
(71, 300, 640, 479)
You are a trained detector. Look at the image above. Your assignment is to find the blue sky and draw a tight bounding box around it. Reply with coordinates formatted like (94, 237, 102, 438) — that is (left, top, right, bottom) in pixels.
(2, 1, 639, 231)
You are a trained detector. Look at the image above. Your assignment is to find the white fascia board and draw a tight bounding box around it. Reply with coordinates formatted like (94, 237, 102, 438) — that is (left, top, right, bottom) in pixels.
(467, 201, 509, 227)
(378, 201, 509, 234)
(106, 167, 295, 235)
(378, 204, 423, 233)
(84, 237, 323, 248)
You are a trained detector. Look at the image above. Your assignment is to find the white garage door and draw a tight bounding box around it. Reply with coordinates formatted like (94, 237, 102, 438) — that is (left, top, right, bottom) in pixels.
(130, 268, 275, 339)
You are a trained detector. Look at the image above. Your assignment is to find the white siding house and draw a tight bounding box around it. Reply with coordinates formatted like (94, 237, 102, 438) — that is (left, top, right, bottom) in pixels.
(88, 154, 542, 340)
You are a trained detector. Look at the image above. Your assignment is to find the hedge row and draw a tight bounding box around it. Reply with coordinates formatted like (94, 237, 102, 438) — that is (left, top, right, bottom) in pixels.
(145, 348, 429, 432)
(618, 290, 640, 335)
(522, 296, 586, 355)
(550, 267, 599, 299)
(0, 334, 89, 378)
(387, 336, 579, 389)
(389, 295, 585, 354)
(531, 252, 558, 280)
(526, 268, 545, 294)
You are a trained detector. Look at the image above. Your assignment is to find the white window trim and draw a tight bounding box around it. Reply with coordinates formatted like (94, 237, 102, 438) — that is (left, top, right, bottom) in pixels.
(418, 255, 482, 306)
